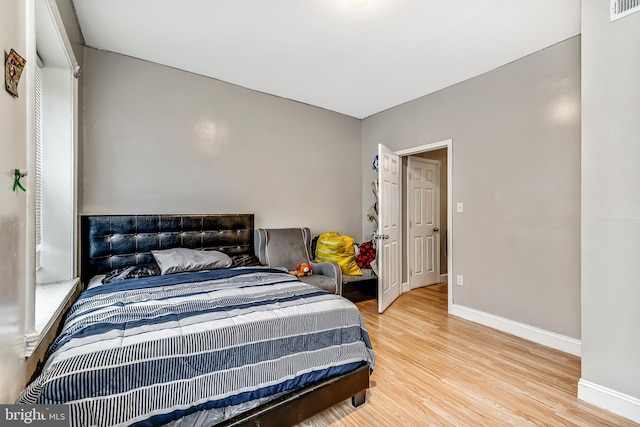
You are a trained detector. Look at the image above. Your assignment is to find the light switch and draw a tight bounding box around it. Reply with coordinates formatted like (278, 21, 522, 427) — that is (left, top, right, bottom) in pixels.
(457, 202, 464, 213)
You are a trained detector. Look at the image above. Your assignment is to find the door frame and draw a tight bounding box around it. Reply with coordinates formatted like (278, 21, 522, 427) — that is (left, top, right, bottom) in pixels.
(406, 156, 441, 290)
(396, 139, 453, 312)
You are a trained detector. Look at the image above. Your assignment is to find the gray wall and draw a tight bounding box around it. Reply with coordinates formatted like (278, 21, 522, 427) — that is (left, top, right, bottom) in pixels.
(362, 36, 581, 338)
(581, 0, 640, 403)
(82, 48, 363, 239)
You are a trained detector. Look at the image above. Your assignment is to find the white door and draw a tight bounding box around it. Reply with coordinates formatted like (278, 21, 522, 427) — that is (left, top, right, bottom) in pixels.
(377, 144, 401, 313)
(407, 157, 440, 289)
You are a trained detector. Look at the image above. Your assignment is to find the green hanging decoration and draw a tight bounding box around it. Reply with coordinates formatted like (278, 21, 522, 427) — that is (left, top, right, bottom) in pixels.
(13, 169, 26, 192)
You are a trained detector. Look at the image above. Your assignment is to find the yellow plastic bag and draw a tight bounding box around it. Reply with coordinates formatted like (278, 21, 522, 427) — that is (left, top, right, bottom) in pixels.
(315, 232, 362, 276)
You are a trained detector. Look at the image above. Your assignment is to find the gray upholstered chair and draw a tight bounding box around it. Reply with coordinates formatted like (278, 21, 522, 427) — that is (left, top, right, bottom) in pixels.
(254, 228, 342, 295)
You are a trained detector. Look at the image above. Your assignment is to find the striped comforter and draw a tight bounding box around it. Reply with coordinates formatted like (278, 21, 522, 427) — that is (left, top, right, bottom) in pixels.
(19, 268, 375, 427)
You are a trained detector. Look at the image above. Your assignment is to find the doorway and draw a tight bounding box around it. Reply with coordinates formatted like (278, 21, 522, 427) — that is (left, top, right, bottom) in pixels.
(396, 139, 452, 310)
(406, 155, 442, 289)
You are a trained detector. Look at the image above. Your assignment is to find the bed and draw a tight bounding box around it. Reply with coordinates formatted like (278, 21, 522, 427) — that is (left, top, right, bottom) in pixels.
(19, 214, 374, 427)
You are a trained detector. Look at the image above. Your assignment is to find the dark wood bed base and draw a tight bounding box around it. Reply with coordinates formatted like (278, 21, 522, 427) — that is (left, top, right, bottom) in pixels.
(80, 214, 370, 426)
(220, 363, 370, 427)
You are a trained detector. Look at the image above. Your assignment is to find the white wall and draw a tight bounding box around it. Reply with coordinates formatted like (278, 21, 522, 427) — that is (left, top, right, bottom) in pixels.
(362, 36, 581, 339)
(0, 0, 27, 403)
(48, 0, 84, 212)
(82, 48, 363, 239)
(580, 1, 640, 420)
(0, 0, 82, 403)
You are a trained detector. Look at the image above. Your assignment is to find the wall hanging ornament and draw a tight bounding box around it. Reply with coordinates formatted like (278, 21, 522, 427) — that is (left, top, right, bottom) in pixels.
(13, 169, 27, 192)
(5, 49, 26, 98)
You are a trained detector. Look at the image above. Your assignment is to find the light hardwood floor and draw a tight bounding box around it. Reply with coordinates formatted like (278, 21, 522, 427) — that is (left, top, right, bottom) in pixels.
(300, 284, 637, 426)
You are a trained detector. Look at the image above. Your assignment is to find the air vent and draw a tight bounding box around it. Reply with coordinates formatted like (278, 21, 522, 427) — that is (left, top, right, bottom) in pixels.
(611, 0, 640, 21)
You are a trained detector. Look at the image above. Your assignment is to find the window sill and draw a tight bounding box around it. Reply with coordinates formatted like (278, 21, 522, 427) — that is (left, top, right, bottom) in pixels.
(25, 278, 80, 358)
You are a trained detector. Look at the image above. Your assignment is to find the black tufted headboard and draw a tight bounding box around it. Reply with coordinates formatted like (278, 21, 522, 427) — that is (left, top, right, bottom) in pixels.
(80, 214, 254, 284)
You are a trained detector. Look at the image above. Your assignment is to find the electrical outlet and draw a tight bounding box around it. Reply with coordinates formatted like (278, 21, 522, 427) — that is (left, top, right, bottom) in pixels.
(456, 275, 464, 286)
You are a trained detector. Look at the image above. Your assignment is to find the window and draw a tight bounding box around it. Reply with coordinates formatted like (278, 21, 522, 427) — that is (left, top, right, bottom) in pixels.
(34, 58, 77, 286)
(25, 0, 80, 357)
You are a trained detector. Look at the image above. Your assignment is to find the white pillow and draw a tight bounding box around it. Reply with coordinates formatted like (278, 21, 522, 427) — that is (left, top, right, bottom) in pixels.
(151, 248, 232, 275)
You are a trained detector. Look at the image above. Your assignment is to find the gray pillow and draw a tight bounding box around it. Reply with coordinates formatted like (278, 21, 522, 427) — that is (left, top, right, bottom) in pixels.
(151, 248, 232, 275)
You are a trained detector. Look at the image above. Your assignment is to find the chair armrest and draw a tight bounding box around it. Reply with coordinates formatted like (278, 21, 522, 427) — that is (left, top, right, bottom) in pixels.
(254, 229, 268, 265)
(310, 261, 342, 295)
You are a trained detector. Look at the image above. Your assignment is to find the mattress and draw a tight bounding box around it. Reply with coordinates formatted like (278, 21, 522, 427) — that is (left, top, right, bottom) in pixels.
(19, 268, 375, 427)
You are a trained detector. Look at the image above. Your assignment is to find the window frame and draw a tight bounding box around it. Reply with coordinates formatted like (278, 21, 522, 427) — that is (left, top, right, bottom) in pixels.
(25, 0, 80, 357)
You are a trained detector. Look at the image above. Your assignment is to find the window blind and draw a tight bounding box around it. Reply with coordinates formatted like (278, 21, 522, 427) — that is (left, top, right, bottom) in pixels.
(35, 61, 43, 270)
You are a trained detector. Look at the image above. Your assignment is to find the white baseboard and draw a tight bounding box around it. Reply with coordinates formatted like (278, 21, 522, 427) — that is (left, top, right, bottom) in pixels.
(449, 303, 581, 357)
(578, 379, 640, 423)
(440, 273, 448, 283)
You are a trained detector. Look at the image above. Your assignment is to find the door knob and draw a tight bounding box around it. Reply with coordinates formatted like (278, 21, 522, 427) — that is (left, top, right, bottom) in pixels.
(433, 228, 440, 232)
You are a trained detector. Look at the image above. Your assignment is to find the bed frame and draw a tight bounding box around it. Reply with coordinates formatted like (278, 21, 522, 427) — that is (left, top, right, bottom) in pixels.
(80, 214, 370, 426)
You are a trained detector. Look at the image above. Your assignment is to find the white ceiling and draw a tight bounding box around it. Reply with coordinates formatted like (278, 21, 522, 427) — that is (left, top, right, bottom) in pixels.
(71, 0, 581, 119)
